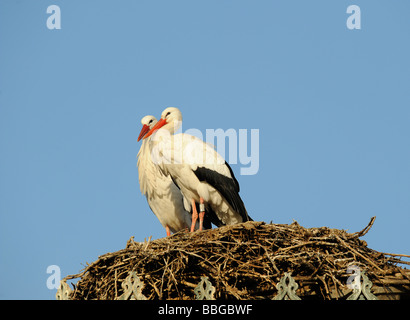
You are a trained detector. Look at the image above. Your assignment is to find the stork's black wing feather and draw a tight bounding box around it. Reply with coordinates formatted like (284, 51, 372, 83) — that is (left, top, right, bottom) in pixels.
(193, 162, 252, 222)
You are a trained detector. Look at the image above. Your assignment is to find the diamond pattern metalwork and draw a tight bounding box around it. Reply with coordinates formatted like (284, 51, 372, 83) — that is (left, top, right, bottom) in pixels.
(194, 276, 216, 300)
(346, 272, 378, 300)
(117, 271, 147, 300)
(56, 280, 72, 300)
(273, 272, 301, 300)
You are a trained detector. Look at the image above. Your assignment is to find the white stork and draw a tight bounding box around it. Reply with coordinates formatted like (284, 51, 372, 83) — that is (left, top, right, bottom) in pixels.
(143, 107, 252, 232)
(137, 115, 206, 236)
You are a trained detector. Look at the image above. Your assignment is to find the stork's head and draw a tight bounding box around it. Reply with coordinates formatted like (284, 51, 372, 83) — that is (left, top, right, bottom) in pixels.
(144, 107, 182, 139)
(137, 115, 157, 141)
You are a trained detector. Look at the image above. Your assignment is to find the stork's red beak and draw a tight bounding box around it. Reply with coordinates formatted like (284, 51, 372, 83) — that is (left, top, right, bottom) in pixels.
(143, 118, 167, 139)
(137, 124, 150, 142)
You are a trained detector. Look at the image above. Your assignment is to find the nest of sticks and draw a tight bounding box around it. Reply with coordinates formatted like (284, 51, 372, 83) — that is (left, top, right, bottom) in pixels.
(66, 217, 410, 300)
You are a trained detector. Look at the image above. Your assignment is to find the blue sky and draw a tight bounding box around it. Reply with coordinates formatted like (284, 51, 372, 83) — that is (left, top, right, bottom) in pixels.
(0, 0, 409, 299)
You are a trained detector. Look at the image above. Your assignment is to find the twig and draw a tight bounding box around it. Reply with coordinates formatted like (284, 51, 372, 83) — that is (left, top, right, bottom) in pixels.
(383, 252, 410, 258)
(334, 235, 384, 273)
(348, 216, 376, 238)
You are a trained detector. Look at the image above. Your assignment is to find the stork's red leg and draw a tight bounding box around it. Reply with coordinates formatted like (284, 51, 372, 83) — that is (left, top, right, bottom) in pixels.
(199, 197, 205, 231)
(190, 199, 198, 232)
(165, 225, 171, 237)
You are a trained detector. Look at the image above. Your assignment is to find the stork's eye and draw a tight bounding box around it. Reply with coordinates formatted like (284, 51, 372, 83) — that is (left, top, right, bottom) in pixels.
(149, 120, 153, 124)
(165, 112, 171, 117)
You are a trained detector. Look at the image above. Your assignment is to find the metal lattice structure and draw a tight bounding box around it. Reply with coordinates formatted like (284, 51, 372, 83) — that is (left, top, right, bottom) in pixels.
(57, 271, 384, 300)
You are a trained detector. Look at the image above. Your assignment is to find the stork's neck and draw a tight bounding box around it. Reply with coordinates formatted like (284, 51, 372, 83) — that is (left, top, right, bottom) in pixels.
(165, 119, 182, 135)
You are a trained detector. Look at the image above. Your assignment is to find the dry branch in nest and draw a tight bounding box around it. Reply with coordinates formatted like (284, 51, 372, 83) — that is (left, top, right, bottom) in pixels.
(65, 217, 410, 300)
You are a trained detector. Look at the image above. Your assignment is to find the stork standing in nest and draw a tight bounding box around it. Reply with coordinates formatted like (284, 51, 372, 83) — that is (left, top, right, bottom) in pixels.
(143, 107, 252, 232)
(137, 115, 210, 236)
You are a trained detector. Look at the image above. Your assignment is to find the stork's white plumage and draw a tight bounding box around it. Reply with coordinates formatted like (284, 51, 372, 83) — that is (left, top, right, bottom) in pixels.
(144, 107, 252, 231)
(137, 115, 196, 236)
